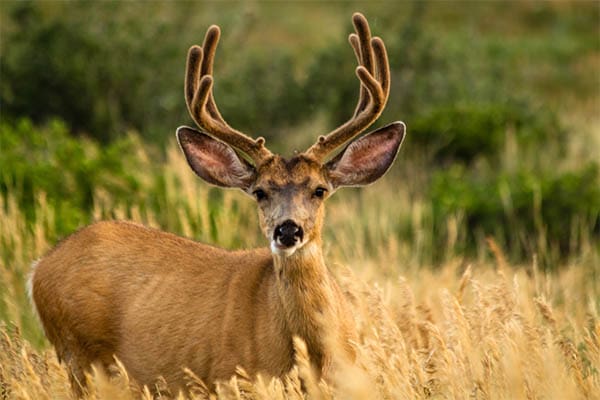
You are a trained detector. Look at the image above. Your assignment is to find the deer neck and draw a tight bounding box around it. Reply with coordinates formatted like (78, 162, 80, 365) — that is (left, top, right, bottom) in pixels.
(272, 239, 339, 369)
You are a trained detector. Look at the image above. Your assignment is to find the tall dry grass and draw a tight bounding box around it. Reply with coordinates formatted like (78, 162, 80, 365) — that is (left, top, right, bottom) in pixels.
(1, 258, 598, 399)
(0, 141, 598, 399)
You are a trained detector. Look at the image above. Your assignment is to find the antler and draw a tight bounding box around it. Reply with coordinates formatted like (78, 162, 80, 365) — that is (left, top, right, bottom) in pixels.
(305, 13, 391, 162)
(185, 26, 273, 165)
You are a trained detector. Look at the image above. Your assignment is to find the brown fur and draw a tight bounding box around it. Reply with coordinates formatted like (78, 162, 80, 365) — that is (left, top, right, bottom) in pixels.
(30, 12, 405, 396)
(32, 218, 356, 393)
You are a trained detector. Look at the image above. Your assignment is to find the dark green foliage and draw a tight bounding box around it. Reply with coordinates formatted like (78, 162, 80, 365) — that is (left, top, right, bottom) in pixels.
(4, 4, 129, 142)
(216, 50, 307, 141)
(304, 34, 358, 128)
(2, 1, 596, 149)
(0, 119, 143, 237)
(1, 2, 192, 143)
(0, 2, 310, 144)
(0, 118, 251, 248)
(430, 164, 600, 266)
(409, 100, 565, 164)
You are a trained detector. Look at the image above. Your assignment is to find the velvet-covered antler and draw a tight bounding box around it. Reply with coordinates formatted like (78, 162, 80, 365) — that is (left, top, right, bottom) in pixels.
(304, 13, 391, 162)
(185, 26, 273, 165)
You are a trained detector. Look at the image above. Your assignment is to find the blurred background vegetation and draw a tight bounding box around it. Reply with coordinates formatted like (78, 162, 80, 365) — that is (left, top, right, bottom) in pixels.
(1, 0, 599, 269)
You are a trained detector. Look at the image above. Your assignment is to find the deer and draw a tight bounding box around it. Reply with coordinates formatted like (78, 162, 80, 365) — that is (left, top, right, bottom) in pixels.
(29, 12, 406, 395)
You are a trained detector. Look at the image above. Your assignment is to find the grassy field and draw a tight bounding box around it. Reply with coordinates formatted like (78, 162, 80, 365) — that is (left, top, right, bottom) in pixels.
(1, 139, 599, 399)
(1, 1, 599, 399)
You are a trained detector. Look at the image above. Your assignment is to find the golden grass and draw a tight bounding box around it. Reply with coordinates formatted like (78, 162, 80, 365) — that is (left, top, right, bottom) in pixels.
(1, 257, 598, 399)
(1, 141, 598, 399)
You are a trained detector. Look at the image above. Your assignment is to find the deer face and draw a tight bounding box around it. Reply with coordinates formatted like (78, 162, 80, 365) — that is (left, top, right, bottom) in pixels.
(251, 155, 328, 257)
(177, 12, 406, 257)
(177, 122, 405, 257)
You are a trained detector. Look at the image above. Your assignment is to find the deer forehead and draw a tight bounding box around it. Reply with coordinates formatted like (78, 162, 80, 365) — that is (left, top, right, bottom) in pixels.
(255, 155, 328, 189)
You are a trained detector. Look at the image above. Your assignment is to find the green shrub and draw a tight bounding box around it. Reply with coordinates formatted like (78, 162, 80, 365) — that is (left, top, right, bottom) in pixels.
(430, 163, 600, 265)
(3, 3, 131, 142)
(0, 2, 311, 145)
(215, 49, 307, 142)
(408, 100, 565, 164)
(0, 119, 143, 236)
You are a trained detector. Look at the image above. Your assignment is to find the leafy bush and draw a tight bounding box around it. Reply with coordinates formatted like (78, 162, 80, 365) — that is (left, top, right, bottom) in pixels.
(0, 119, 143, 236)
(1, 3, 151, 142)
(408, 100, 565, 164)
(214, 49, 307, 142)
(430, 163, 600, 265)
(0, 119, 255, 246)
(0, 2, 311, 144)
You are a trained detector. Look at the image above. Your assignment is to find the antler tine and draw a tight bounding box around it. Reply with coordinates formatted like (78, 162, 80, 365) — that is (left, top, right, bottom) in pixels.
(349, 14, 374, 117)
(305, 13, 391, 162)
(185, 25, 272, 165)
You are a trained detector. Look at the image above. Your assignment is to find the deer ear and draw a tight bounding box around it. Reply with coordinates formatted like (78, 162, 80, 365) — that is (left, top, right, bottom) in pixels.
(177, 126, 256, 190)
(325, 122, 405, 188)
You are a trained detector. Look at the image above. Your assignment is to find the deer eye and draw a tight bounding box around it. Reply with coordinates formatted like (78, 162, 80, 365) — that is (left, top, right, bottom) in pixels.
(253, 189, 268, 201)
(313, 187, 327, 199)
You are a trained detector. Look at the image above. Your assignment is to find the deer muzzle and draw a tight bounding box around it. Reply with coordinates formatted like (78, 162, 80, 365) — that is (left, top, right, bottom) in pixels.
(273, 220, 304, 248)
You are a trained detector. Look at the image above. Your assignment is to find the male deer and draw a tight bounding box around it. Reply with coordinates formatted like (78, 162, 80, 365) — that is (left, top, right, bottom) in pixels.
(30, 13, 405, 394)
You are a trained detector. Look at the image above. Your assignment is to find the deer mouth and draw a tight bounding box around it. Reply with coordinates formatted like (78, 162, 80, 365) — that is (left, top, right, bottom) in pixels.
(271, 241, 295, 257)
(270, 239, 310, 257)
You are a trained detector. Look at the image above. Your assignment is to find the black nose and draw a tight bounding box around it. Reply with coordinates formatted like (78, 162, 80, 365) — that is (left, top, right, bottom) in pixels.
(273, 220, 304, 247)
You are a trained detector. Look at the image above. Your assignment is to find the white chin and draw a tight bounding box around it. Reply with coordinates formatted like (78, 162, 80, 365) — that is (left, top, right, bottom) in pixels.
(270, 241, 298, 257)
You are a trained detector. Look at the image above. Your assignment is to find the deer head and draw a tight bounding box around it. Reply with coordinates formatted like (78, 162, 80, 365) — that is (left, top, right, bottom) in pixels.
(177, 13, 405, 257)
